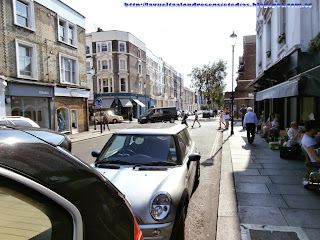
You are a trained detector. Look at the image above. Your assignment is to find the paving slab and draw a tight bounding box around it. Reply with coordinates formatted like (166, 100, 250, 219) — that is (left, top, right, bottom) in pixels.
(269, 176, 303, 185)
(281, 209, 320, 228)
(261, 163, 305, 170)
(266, 183, 315, 195)
(233, 163, 263, 169)
(234, 169, 261, 176)
(238, 206, 288, 226)
(259, 169, 301, 176)
(282, 195, 320, 209)
(237, 193, 288, 208)
(235, 183, 270, 194)
(234, 175, 272, 184)
(302, 227, 320, 240)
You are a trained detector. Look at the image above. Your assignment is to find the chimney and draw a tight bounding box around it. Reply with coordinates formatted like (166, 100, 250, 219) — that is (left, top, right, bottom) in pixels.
(97, 27, 103, 32)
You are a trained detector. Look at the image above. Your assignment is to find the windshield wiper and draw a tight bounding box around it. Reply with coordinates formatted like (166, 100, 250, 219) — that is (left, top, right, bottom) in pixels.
(143, 161, 177, 166)
(97, 160, 134, 165)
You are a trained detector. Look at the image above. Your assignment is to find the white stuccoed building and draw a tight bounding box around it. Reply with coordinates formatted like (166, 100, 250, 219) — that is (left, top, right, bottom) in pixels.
(249, 0, 320, 129)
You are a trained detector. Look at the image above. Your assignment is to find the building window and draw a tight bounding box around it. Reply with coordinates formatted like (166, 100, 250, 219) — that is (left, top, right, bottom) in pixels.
(102, 78, 113, 93)
(13, 0, 35, 30)
(57, 17, 77, 47)
(86, 62, 90, 72)
(102, 60, 108, 70)
(120, 78, 127, 92)
(137, 49, 141, 58)
(119, 59, 126, 70)
(15, 39, 37, 79)
(59, 53, 78, 85)
(119, 42, 126, 52)
(138, 64, 142, 75)
(86, 46, 90, 54)
(97, 42, 112, 53)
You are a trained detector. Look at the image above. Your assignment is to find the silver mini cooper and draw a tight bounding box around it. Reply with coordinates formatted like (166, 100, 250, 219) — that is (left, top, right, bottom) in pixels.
(92, 123, 201, 240)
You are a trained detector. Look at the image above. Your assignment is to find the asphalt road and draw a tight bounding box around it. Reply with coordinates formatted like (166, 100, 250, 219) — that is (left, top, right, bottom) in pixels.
(72, 117, 223, 239)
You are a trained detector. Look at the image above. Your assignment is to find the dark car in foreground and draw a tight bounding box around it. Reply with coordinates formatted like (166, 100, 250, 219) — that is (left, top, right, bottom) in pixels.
(0, 125, 143, 240)
(91, 123, 201, 239)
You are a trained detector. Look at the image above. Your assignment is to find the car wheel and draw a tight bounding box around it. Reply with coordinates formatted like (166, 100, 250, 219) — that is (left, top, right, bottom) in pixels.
(170, 204, 186, 240)
(170, 117, 175, 123)
(112, 119, 117, 124)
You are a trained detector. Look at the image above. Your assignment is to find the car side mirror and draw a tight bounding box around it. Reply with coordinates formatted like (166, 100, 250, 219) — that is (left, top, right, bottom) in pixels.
(188, 153, 201, 162)
(91, 150, 100, 158)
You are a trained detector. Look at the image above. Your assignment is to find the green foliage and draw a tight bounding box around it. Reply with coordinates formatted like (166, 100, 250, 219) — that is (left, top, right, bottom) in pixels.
(188, 60, 227, 108)
(309, 32, 320, 52)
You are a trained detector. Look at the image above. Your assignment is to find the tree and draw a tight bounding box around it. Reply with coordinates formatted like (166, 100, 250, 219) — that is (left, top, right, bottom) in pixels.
(188, 60, 227, 109)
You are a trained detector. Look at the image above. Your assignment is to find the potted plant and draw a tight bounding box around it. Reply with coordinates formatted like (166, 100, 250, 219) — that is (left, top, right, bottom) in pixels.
(258, 61, 262, 67)
(278, 33, 286, 43)
(266, 50, 271, 58)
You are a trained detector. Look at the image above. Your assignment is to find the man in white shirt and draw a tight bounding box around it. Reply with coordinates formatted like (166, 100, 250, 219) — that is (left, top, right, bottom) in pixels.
(301, 121, 320, 166)
(243, 107, 259, 144)
(286, 121, 302, 147)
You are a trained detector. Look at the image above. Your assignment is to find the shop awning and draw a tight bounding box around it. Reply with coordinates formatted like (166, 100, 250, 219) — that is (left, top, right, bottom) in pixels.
(119, 99, 133, 107)
(256, 65, 320, 101)
(93, 99, 114, 109)
(132, 99, 146, 107)
(256, 78, 299, 101)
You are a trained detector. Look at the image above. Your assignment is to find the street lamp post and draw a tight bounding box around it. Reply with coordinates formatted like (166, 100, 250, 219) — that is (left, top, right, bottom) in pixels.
(230, 31, 237, 135)
(144, 82, 147, 109)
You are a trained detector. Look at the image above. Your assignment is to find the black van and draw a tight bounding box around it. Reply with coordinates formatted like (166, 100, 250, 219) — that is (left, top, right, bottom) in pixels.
(138, 107, 178, 124)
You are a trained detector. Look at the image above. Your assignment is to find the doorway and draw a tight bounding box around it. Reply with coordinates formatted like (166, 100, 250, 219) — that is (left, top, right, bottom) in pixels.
(71, 109, 78, 134)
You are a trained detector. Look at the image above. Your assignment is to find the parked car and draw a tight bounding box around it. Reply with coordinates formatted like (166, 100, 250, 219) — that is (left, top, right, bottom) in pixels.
(91, 123, 201, 239)
(0, 125, 143, 240)
(90, 110, 124, 124)
(138, 107, 178, 124)
(0, 116, 40, 128)
(202, 111, 211, 118)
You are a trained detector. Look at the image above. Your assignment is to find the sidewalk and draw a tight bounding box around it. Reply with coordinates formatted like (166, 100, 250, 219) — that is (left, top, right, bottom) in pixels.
(69, 119, 136, 143)
(218, 122, 320, 240)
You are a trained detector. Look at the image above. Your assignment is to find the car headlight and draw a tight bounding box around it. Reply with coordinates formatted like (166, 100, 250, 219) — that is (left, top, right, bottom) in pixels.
(150, 192, 171, 221)
(142, 117, 146, 120)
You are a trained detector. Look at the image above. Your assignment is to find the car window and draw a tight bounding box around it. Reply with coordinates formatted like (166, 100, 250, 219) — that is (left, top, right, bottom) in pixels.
(99, 135, 177, 164)
(26, 131, 65, 146)
(183, 129, 192, 146)
(177, 131, 189, 160)
(0, 175, 73, 240)
(10, 119, 34, 127)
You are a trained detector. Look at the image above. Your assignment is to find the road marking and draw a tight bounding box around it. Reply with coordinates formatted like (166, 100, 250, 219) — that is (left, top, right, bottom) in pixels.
(210, 131, 221, 158)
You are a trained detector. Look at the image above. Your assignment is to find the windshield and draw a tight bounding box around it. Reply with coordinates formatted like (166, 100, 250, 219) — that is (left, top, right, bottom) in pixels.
(107, 111, 115, 116)
(97, 134, 177, 165)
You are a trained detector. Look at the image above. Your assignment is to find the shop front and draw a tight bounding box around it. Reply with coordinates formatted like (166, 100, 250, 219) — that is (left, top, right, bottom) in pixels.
(55, 87, 90, 134)
(5, 81, 54, 129)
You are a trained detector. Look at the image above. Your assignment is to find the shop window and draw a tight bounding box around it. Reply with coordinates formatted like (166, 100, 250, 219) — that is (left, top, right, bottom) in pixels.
(57, 108, 70, 132)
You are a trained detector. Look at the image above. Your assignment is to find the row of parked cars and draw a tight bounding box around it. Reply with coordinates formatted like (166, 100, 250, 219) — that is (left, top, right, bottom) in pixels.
(0, 115, 201, 239)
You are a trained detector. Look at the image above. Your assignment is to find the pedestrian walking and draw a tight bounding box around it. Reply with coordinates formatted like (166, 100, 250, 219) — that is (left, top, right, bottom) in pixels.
(218, 110, 225, 130)
(191, 110, 201, 128)
(243, 107, 259, 144)
(239, 104, 247, 128)
(181, 110, 188, 127)
(224, 107, 230, 130)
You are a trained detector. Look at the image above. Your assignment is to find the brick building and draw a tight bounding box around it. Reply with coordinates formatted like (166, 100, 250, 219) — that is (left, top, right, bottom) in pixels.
(0, 0, 89, 133)
(225, 35, 256, 118)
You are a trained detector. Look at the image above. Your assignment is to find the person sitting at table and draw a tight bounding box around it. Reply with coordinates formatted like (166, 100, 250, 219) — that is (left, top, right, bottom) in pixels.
(267, 114, 280, 139)
(286, 121, 303, 147)
(261, 113, 274, 138)
(257, 111, 264, 133)
(301, 120, 320, 167)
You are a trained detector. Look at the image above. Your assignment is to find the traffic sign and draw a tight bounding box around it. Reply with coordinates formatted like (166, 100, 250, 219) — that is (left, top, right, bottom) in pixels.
(96, 98, 102, 106)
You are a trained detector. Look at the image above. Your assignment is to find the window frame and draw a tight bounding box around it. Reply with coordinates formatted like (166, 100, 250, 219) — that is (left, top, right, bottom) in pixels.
(15, 39, 38, 79)
(59, 53, 79, 85)
(57, 16, 77, 47)
(119, 59, 127, 71)
(118, 41, 126, 53)
(96, 42, 112, 53)
(119, 77, 128, 92)
(12, 0, 35, 31)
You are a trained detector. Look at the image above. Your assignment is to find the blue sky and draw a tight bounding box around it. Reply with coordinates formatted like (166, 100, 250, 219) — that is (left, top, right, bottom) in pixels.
(63, 0, 256, 91)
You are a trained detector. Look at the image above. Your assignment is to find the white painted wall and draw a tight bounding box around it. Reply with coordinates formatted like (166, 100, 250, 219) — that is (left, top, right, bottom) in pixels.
(36, 0, 85, 28)
(256, 1, 319, 76)
(0, 80, 7, 117)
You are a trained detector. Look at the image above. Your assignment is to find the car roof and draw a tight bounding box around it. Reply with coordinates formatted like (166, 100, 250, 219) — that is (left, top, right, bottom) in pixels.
(116, 123, 186, 135)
